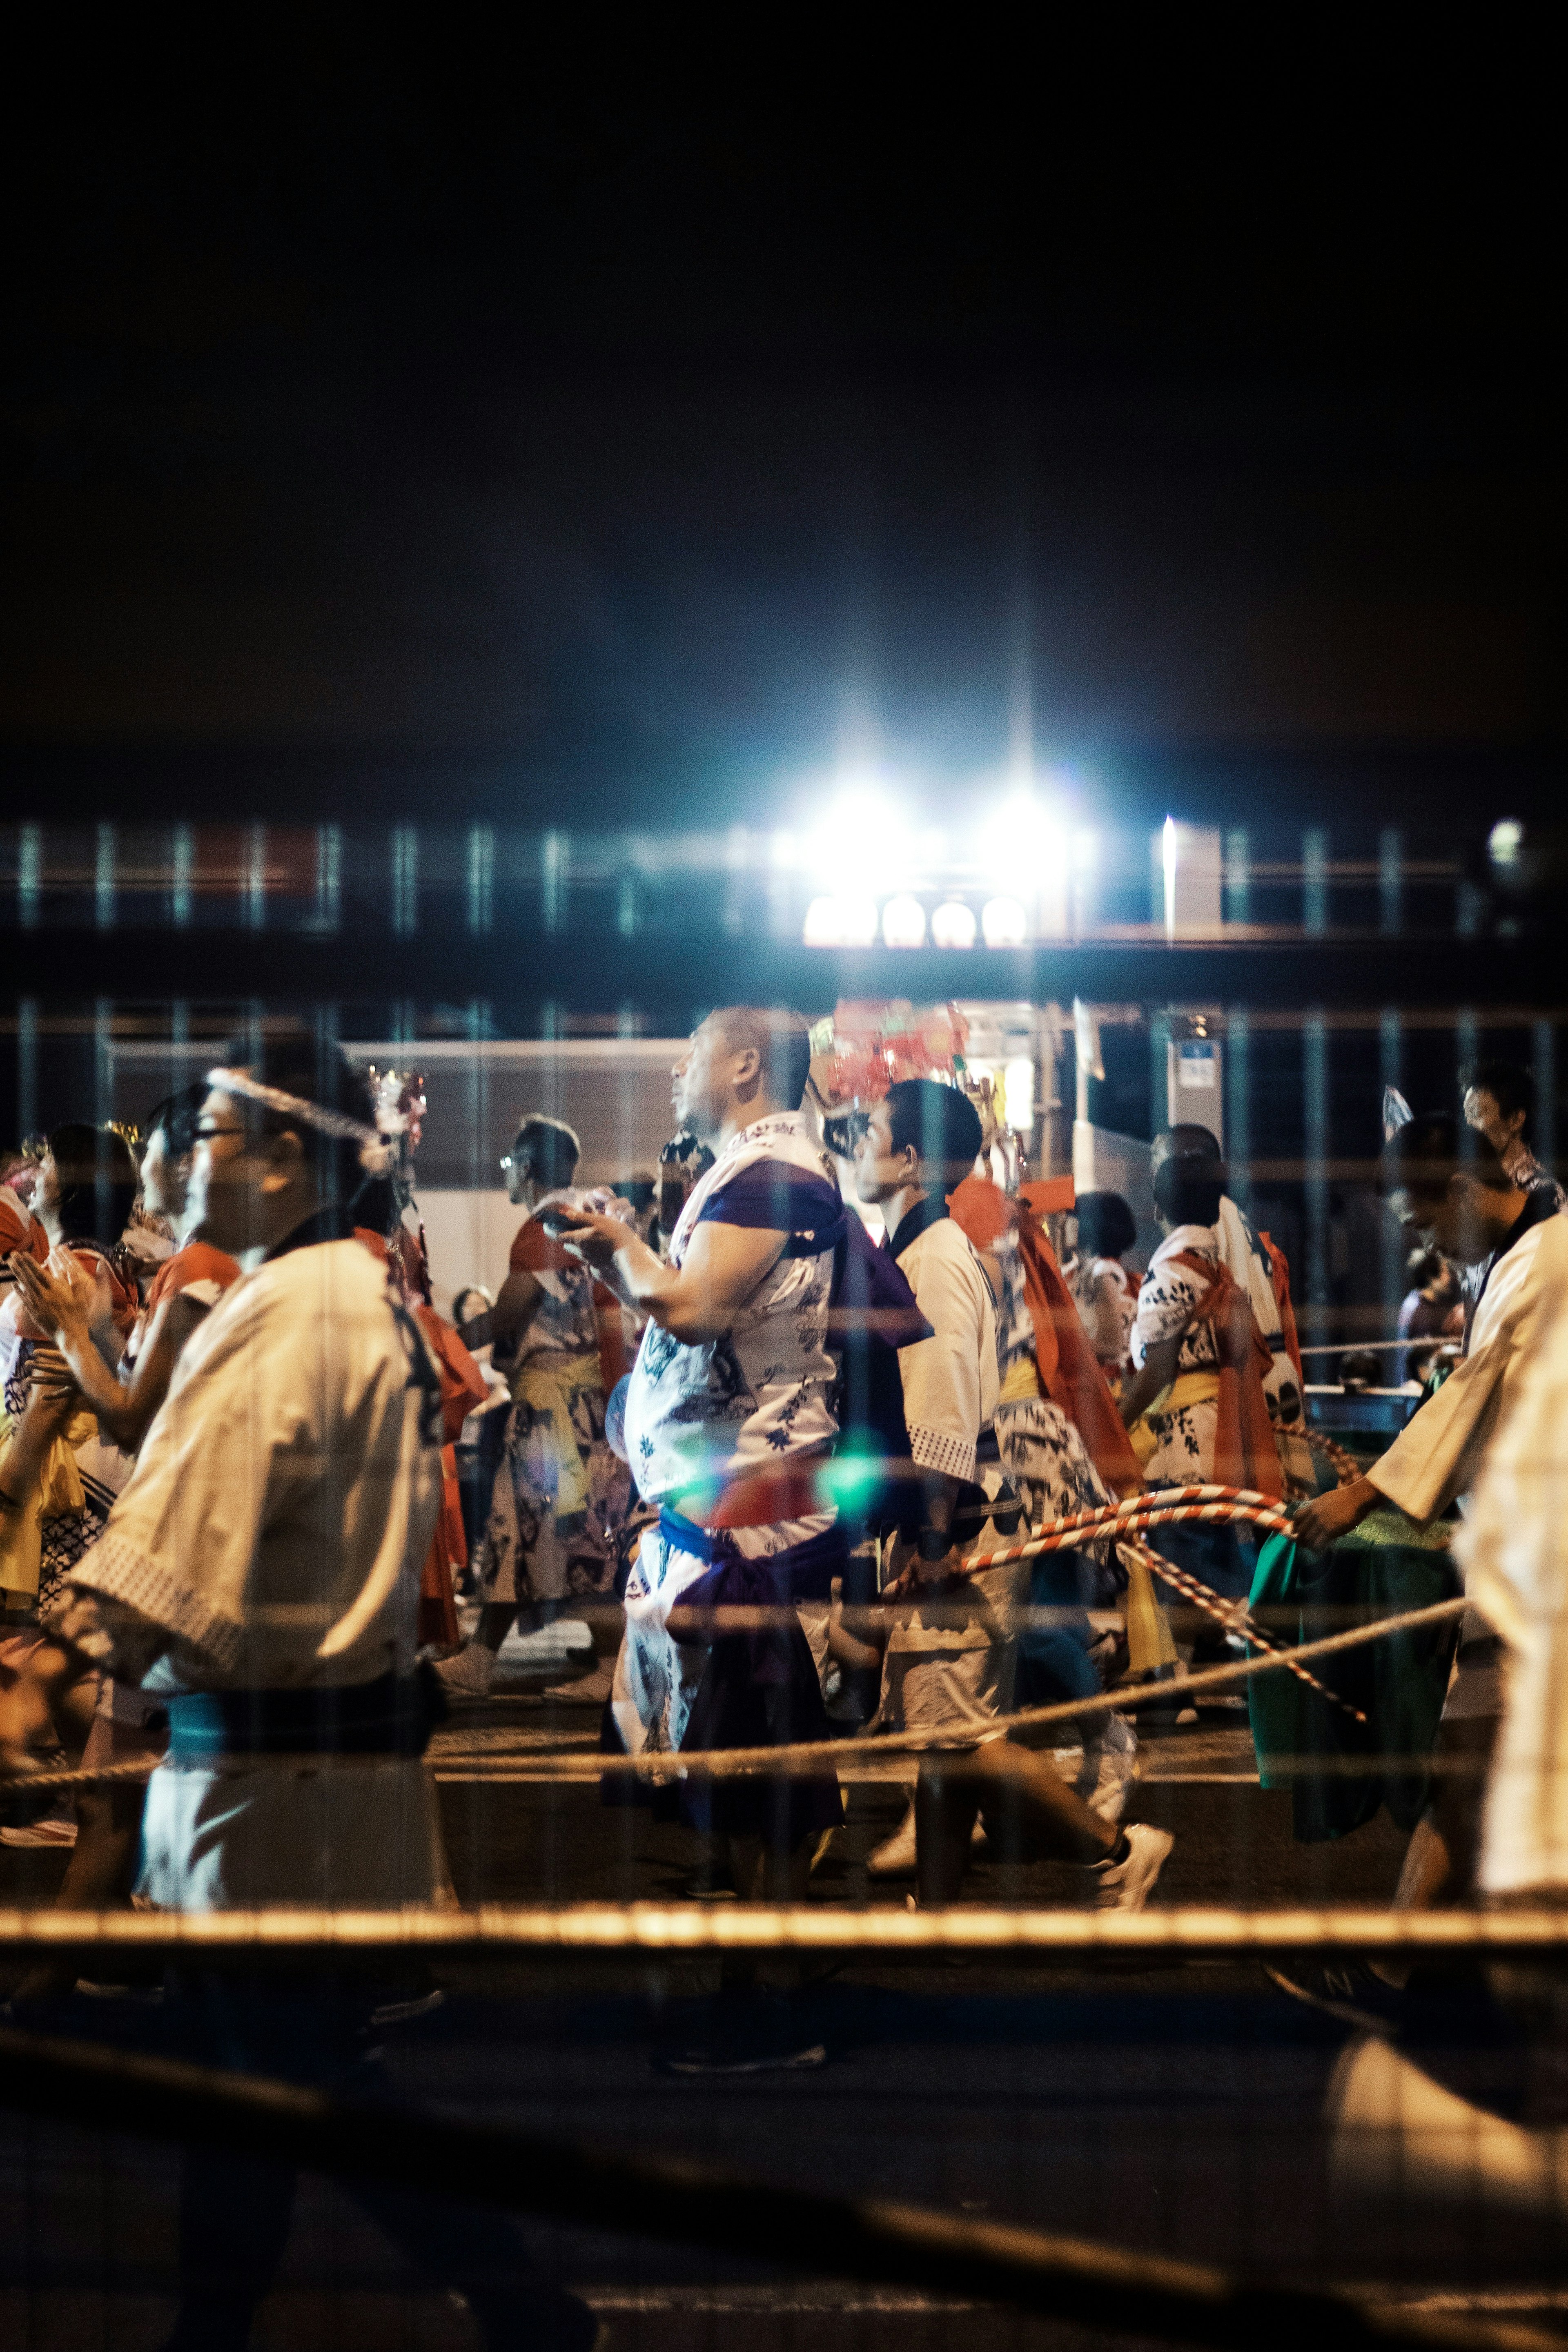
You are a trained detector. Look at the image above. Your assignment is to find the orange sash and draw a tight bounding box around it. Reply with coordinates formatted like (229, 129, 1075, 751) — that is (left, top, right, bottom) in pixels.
(949, 1176, 1144, 1497)
(1167, 1250, 1284, 1498)
(1260, 1229, 1304, 1387)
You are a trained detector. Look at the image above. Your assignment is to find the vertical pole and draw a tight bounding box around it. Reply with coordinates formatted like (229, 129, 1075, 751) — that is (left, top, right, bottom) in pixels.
(95, 824, 116, 932)
(1535, 1018, 1557, 1180)
(19, 826, 41, 930)
(467, 826, 495, 935)
(1224, 831, 1250, 928)
(1379, 829, 1402, 935)
(543, 832, 566, 935)
(1225, 1009, 1250, 1211)
(18, 999, 38, 1138)
(1380, 1008, 1405, 1326)
(1456, 1007, 1478, 1107)
(317, 827, 343, 933)
(1303, 829, 1327, 936)
(1304, 1010, 1329, 1331)
(171, 824, 194, 928)
(392, 825, 418, 938)
(245, 824, 267, 931)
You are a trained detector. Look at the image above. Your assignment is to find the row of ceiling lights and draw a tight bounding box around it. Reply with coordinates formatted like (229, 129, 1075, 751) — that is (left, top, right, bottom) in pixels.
(802, 892, 1032, 949)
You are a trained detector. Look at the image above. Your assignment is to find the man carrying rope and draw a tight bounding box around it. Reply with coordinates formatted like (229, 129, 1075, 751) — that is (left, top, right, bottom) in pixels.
(853, 1078, 1172, 1909)
(0, 1042, 601, 2352)
(1278, 1114, 1564, 2027)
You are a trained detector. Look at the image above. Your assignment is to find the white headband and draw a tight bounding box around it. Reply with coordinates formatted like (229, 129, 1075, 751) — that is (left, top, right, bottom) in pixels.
(207, 1068, 395, 1176)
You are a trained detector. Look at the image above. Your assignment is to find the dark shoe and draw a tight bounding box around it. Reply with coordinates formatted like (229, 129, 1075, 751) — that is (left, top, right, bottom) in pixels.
(1263, 1960, 1406, 2036)
(656, 1993, 828, 2077)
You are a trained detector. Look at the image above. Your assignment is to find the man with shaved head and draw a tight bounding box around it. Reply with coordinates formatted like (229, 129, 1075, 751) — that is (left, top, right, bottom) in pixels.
(556, 1005, 927, 2067)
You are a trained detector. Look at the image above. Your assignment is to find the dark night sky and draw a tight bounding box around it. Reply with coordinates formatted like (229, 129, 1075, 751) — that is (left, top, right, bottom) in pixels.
(4, 36, 1562, 822)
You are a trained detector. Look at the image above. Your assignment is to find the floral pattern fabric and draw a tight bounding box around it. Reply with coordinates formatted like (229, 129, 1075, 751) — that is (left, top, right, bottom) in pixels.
(1129, 1224, 1223, 1485)
(620, 1114, 841, 1510)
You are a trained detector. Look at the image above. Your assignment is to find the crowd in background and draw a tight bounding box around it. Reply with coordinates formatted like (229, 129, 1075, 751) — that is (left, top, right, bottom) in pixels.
(0, 1033, 1564, 1992)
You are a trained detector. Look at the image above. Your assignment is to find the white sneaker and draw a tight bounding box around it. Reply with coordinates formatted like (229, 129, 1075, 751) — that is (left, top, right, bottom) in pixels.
(866, 1800, 919, 1877)
(433, 1642, 497, 1698)
(497, 1619, 595, 1689)
(1090, 1821, 1173, 1911)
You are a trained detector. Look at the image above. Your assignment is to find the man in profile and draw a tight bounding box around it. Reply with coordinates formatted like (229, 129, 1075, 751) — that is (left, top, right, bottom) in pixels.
(555, 1007, 864, 2065)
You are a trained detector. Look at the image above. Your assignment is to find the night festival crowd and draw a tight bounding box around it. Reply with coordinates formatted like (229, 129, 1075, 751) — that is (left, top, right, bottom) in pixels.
(3, 1010, 1568, 2344)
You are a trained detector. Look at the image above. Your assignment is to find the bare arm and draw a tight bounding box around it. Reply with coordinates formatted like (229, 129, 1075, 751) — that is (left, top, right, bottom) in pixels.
(0, 1363, 80, 1509)
(1118, 1334, 1181, 1429)
(11, 1254, 206, 1450)
(1087, 1268, 1128, 1362)
(459, 1267, 543, 1354)
(555, 1209, 786, 1345)
(1294, 1474, 1381, 1551)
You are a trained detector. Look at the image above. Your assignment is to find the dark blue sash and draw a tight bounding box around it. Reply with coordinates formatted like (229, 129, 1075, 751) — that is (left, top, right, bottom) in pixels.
(165, 1667, 441, 1762)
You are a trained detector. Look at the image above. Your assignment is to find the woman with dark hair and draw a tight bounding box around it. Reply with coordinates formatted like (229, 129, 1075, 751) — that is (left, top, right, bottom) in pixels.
(1071, 1190, 1140, 1379)
(15, 1085, 242, 1455)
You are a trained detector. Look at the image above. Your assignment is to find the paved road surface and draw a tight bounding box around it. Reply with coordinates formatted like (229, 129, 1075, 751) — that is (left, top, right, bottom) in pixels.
(0, 1685, 1542, 2349)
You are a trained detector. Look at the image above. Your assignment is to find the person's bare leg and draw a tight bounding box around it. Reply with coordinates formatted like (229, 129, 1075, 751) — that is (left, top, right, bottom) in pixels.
(915, 1744, 1116, 1906)
(474, 1603, 520, 1653)
(721, 1832, 813, 1991)
(1376, 1714, 1500, 1987)
(13, 1784, 146, 2004)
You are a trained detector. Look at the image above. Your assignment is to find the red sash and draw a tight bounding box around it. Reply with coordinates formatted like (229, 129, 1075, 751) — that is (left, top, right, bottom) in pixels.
(949, 1176, 1145, 1497)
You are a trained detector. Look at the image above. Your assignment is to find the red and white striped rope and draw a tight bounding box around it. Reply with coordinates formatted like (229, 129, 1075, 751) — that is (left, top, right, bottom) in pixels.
(956, 1486, 1294, 1577)
(1122, 1537, 1367, 1726)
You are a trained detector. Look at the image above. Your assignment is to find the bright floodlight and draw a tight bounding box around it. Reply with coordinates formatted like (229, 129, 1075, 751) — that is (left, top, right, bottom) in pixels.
(803, 895, 878, 947)
(805, 780, 911, 899)
(1004, 1054, 1035, 1133)
(882, 893, 927, 948)
(931, 900, 977, 949)
(981, 895, 1028, 948)
(1488, 819, 1523, 867)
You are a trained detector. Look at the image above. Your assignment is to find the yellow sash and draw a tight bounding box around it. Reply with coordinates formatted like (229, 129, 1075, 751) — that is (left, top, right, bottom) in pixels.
(998, 1356, 1043, 1404)
(1126, 1370, 1221, 1468)
(0, 1406, 98, 1603)
(508, 1352, 598, 1528)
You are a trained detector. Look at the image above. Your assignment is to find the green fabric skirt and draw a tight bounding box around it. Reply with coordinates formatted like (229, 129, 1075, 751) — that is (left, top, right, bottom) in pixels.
(1247, 1506, 1463, 1844)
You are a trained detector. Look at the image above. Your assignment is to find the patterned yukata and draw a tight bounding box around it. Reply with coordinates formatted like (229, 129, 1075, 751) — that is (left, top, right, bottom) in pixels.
(991, 1222, 1114, 1532)
(988, 1214, 1135, 1807)
(474, 1190, 632, 1607)
(0, 1245, 136, 1619)
(1127, 1223, 1224, 1486)
(609, 1112, 846, 1841)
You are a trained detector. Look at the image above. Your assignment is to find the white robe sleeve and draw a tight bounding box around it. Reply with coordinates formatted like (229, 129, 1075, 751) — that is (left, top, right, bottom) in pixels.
(895, 1225, 998, 1486)
(69, 1279, 322, 1677)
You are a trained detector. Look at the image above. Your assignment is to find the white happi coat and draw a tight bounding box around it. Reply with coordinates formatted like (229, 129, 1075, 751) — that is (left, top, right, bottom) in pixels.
(1452, 1218, 1568, 1892)
(58, 1237, 445, 1910)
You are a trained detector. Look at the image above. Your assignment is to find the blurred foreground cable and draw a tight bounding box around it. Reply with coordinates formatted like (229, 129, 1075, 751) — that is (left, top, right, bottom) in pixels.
(4, 1904, 1568, 1957)
(0, 2022, 1552, 2352)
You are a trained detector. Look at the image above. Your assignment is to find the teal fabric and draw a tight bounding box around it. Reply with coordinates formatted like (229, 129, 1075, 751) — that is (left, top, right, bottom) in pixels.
(1247, 1510, 1463, 1843)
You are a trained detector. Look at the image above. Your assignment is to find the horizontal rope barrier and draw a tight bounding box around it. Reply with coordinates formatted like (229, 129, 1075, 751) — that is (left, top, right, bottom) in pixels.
(0, 2024, 1536, 2352)
(0, 1595, 1468, 1795)
(0, 1902, 1565, 1958)
(0, 1490, 1459, 1796)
